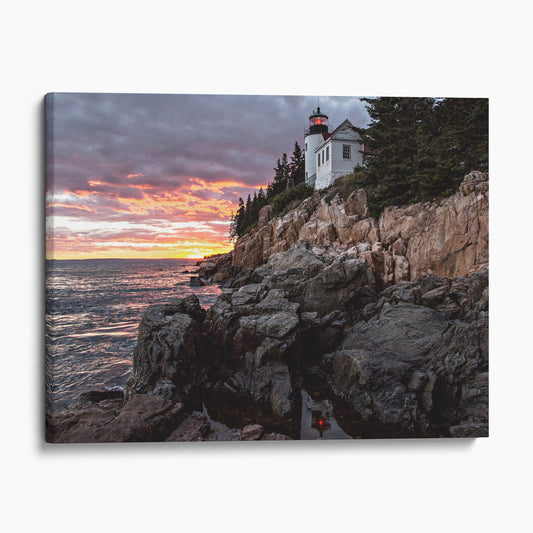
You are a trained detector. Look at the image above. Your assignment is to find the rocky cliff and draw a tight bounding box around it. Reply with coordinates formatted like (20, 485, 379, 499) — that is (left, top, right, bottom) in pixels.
(48, 245, 488, 441)
(233, 171, 488, 288)
(46, 172, 489, 442)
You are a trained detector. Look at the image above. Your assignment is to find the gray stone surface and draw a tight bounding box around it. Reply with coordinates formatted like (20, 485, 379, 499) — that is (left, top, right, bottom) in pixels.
(166, 413, 211, 442)
(322, 276, 488, 437)
(47, 395, 185, 443)
(126, 295, 211, 401)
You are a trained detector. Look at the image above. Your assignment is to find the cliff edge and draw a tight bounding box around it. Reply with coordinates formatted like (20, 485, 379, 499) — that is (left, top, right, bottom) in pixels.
(232, 171, 488, 287)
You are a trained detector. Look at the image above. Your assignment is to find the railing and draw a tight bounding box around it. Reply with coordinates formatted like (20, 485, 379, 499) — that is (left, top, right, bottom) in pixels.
(304, 124, 331, 137)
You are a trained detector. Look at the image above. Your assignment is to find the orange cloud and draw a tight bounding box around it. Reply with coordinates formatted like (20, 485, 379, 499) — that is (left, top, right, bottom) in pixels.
(46, 174, 267, 260)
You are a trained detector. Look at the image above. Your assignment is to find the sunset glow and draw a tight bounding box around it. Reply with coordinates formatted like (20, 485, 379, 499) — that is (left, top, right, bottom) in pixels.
(45, 94, 368, 260)
(45, 176, 261, 259)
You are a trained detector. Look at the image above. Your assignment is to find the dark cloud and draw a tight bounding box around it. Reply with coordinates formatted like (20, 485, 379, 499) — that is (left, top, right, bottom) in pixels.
(45, 93, 370, 257)
(46, 93, 369, 193)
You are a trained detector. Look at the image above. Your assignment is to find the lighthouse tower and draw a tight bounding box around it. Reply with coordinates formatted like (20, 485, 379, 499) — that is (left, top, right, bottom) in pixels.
(304, 107, 329, 187)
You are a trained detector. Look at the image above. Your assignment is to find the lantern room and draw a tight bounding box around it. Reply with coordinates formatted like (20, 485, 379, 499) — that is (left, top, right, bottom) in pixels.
(305, 107, 329, 135)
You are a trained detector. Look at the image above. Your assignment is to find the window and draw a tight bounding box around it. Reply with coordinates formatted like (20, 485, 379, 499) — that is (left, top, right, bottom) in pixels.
(305, 172, 308, 180)
(326, 146, 329, 162)
(305, 143, 308, 151)
(318, 153, 320, 167)
(343, 145, 351, 159)
(322, 151, 325, 164)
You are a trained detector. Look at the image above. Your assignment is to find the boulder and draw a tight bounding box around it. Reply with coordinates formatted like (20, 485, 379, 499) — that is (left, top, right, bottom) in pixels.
(301, 255, 373, 315)
(323, 299, 488, 436)
(231, 283, 266, 309)
(203, 292, 241, 364)
(252, 240, 375, 317)
(197, 252, 233, 282)
(168, 293, 207, 324)
(371, 268, 488, 321)
(240, 424, 264, 441)
(344, 189, 369, 218)
(166, 413, 211, 441)
(249, 362, 294, 418)
(126, 295, 212, 400)
(258, 205, 273, 228)
(197, 261, 217, 278)
(47, 394, 185, 443)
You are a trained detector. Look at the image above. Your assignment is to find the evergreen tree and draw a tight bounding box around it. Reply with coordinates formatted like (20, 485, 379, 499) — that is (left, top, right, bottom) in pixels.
(357, 96, 488, 214)
(230, 142, 314, 238)
(267, 158, 282, 198)
(229, 197, 245, 240)
(244, 194, 253, 230)
(250, 192, 259, 225)
(267, 154, 290, 198)
(360, 97, 435, 211)
(289, 141, 305, 186)
(413, 97, 488, 200)
(257, 187, 267, 209)
(281, 152, 290, 185)
(229, 212, 237, 241)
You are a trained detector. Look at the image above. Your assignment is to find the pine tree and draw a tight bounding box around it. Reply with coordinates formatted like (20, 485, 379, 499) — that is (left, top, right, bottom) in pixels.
(357, 96, 488, 214)
(257, 187, 267, 208)
(289, 141, 305, 186)
(244, 194, 253, 230)
(232, 143, 314, 238)
(360, 97, 435, 212)
(229, 212, 237, 241)
(268, 154, 289, 198)
(281, 152, 290, 184)
(413, 98, 488, 200)
(250, 192, 259, 225)
(229, 197, 245, 240)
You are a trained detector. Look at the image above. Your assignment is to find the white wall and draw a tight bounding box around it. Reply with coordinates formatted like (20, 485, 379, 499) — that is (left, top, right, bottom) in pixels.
(313, 122, 363, 190)
(331, 137, 363, 171)
(315, 140, 332, 189)
(315, 138, 363, 190)
(304, 132, 323, 186)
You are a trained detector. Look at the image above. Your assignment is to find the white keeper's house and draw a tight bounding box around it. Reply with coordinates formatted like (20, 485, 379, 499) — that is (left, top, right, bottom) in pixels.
(304, 107, 363, 190)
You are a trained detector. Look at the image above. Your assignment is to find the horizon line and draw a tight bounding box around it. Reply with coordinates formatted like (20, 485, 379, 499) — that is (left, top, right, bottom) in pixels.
(45, 256, 208, 261)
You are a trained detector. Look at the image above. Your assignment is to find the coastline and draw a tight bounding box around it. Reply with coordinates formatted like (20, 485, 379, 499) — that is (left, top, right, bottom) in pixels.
(46, 173, 489, 442)
(45, 258, 222, 414)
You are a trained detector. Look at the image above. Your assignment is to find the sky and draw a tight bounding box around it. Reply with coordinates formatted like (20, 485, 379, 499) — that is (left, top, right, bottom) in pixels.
(45, 93, 370, 259)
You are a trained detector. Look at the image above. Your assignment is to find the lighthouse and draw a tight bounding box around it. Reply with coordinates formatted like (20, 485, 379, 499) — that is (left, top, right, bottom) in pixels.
(304, 106, 364, 190)
(304, 107, 329, 188)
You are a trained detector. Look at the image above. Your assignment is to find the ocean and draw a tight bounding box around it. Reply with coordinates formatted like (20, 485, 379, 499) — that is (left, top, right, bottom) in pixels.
(45, 258, 221, 413)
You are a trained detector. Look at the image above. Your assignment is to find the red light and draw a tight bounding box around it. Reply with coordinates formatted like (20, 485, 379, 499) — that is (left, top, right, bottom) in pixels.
(317, 119, 321, 125)
(318, 419, 323, 426)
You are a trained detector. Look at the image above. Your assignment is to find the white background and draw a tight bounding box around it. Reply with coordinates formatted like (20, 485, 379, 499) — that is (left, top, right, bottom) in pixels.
(1, 1, 532, 531)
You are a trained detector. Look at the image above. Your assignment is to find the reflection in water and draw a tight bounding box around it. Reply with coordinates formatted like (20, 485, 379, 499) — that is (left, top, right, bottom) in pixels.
(45, 258, 221, 412)
(300, 390, 351, 440)
(188, 387, 300, 439)
(187, 385, 354, 440)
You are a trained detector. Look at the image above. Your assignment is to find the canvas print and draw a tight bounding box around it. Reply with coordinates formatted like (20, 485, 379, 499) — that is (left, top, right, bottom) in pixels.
(45, 94, 488, 443)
